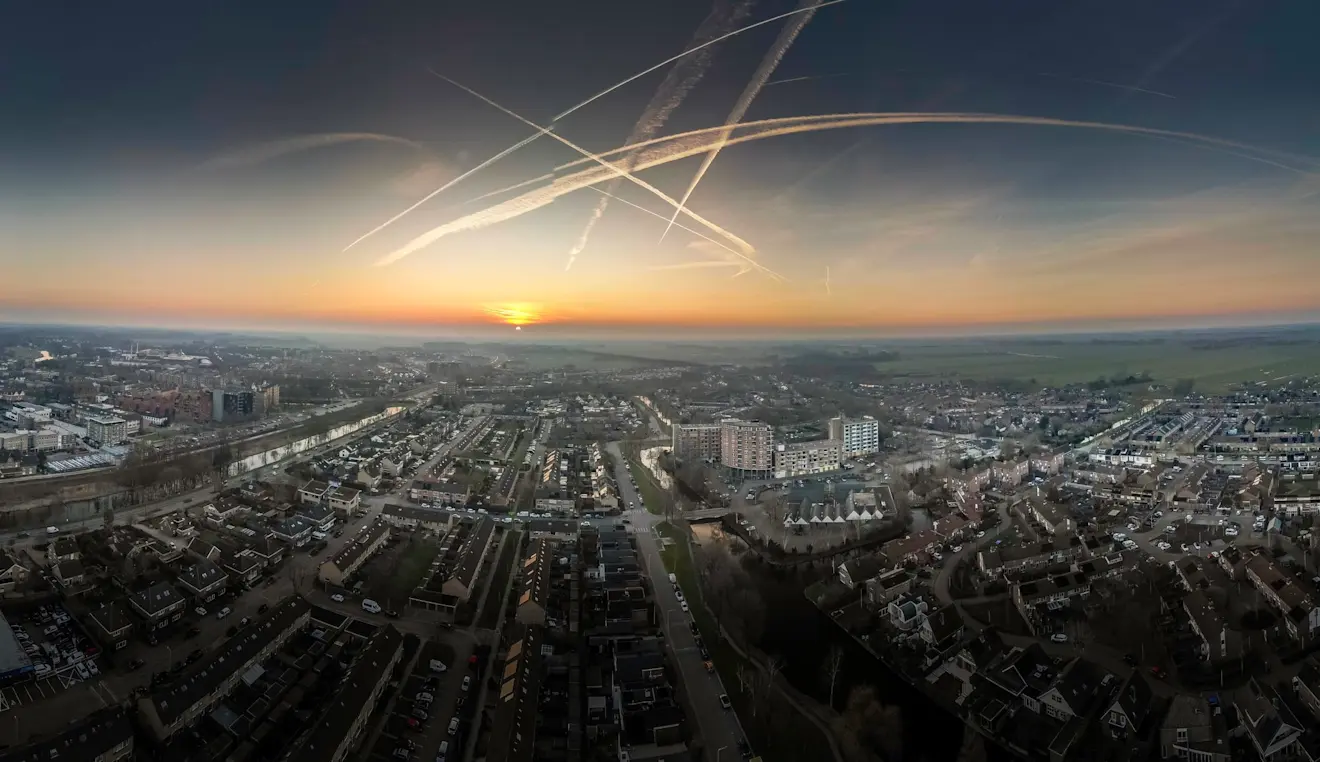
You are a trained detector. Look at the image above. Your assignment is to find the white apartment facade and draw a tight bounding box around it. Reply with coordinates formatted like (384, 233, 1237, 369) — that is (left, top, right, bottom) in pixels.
(829, 415, 881, 458)
(774, 439, 843, 478)
(720, 419, 773, 474)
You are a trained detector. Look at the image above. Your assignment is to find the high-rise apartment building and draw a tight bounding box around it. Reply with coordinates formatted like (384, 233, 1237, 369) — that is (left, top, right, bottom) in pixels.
(828, 415, 881, 458)
(720, 419, 773, 474)
(212, 389, 256, 422)
(87, 416, 128, 446)
(672, 423, 722, 461)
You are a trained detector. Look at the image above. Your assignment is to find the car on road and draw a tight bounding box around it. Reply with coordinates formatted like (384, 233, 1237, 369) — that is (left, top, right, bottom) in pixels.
(680, 601, 689, 613)
(461, 675, 471, 692)
(330, 594, 345, 603)
(412, 708, 429, 721)
(1050, 633, 1068, 643)
(257, 603, 269, 614)
(704, 660, 714, 673)
(448, 718, 460, 735)
(127, 658, 146, 671)
(216, 607, 232, 620)
(194, 606, 207, 617)
(951, 544, 963, 553)
(719, 694, 732, 710)
(1150, 665, 1168, 679)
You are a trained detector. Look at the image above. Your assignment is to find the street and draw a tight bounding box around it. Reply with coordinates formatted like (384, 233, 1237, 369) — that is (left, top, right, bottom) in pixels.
(606, 441, 747, 759)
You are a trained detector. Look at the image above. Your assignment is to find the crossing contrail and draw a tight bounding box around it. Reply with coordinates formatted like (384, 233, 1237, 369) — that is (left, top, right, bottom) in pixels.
(658, 0, 828, 243)
(429, 72, 770, 278)
(567, 0, 758, 271)
(374, 111, 1317, 267)
(343, 0, 846, 254)
(583, 186, 783, 280)
(198, 132, 426, 171)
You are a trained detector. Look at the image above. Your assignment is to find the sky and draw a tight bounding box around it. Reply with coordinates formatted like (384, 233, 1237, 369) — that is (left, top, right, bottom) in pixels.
(1, 0, 1318, 338)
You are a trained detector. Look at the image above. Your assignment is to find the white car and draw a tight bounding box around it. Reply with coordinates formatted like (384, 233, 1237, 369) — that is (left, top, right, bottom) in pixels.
(1180, 544, 1189, 552)
(194, 607, 207, 617)
(674, 590, 684, 603)
(1112, 533, 1127, 542)
(951, 545, 963, 553)
(680, 601, 690, 613)
(331, 594, 346, 603)
(976, 531, 986, 538)
(33, 663, 51, 676)
(1050, 633, 1068, 643)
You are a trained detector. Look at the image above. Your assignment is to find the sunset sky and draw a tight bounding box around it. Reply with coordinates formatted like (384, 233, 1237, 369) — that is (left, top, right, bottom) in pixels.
(2, 0, 1318, 336)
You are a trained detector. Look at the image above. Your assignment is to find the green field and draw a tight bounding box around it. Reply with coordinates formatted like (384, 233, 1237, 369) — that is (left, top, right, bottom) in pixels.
(873, 341, 1320, 391)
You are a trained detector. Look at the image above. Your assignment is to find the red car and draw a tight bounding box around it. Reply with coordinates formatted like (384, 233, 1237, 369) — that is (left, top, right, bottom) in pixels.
(406, 718, 421, 730)
(1150, 666, 1167, 679)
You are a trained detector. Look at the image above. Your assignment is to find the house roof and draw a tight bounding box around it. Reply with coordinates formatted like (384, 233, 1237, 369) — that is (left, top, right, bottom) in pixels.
(1110, 671, 1153, 728)
(923, 606, 964, 645)
(54, 560, 85, 580)
(448, 518, 494, 591)
(129, 582, 184, 617)
(1048, 658, 1107, 715)
(0, 707, 134, 762)
(486, 623, 544, 762)
(177, 559, 228, 592)
(298, 479, 329, 496)
(285, 624, 402, 762)
(88, 602, 133, 635)
(329, 485, 361, 502)
(325, 519, 389, 574)
(146, 596, 309, 726)
(1236, 678, 1302, 756)
(50, 536, 79, 557)
(0, 550, 24, 572)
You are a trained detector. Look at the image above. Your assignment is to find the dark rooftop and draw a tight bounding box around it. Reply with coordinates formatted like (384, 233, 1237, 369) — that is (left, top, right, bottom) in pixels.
(285, 624, 403, 762)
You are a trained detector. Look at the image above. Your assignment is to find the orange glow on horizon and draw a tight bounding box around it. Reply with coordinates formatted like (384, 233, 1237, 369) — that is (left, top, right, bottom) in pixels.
(482, 303, 545, 326)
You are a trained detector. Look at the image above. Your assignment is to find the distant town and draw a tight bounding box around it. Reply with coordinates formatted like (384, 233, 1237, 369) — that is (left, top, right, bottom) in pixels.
(0, 327, 1319, 762)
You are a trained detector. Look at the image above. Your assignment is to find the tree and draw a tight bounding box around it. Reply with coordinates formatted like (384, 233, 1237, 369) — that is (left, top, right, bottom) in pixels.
(833, 685, 903, 762)
(823, 645, 845, 709)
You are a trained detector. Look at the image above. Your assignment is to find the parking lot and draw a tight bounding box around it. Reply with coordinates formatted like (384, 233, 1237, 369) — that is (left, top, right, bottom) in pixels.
(366, 640, 474, 762)
(1, 602, 113, 722)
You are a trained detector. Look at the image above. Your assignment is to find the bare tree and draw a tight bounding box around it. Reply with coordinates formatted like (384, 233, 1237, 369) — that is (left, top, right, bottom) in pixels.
(824, 645, 845, 709)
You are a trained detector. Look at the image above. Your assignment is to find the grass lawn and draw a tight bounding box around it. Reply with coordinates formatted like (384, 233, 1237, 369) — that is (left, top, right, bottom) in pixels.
(657, 523, 835, 762)
(624, 447, 671, 517)
(371, 537, 438, 609)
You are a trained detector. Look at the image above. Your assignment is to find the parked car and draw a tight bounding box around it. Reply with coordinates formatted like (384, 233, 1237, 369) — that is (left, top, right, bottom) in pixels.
(194, 607, 207, 617)
(127, 658, 146, 671)
(719, 694, 732, 710)
(330, 594, 346, 603)
(216, 607, 232, 620)
(1050, 633, 1068, 643)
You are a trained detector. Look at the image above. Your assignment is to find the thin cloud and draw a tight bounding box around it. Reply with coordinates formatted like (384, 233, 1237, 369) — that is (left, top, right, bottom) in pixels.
(197, 132, 427, 171)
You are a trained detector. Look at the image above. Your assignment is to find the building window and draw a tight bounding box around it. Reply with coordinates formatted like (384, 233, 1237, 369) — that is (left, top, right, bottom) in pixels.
(1176, 728, 1188, 743)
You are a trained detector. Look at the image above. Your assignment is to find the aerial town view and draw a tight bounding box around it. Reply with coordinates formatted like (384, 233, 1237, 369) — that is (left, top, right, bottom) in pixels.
(3, 2, 1319, 762)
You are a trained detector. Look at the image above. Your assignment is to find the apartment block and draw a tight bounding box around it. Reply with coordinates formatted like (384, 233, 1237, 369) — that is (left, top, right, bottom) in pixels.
(774, 438, 842, 478)
(671, 423, 721, 460)
(829, 415, 881, 458)
(86, 416, 128, 446)
(720, 419, 773, 474)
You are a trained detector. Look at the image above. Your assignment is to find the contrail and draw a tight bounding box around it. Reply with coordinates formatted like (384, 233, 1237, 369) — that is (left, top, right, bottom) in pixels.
(374, 111, 1318, 267)
(583, 186, 783, 280)
(198, 133, 426, 171)
(1133, 2, 1238, 93)
(567, 0, 758, 271)
(1038, 72, 1175, 99)
(499, 110, 1320, 183)
(343, 0, 846, 253)
(429, 72, 773, 279)
(825, 266, 832, 296)
(658, 0, 829, 243)
(765, 72, 850, 87)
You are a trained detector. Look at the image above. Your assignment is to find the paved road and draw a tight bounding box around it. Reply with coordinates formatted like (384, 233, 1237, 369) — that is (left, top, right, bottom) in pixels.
(607, 441, 746, 759)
